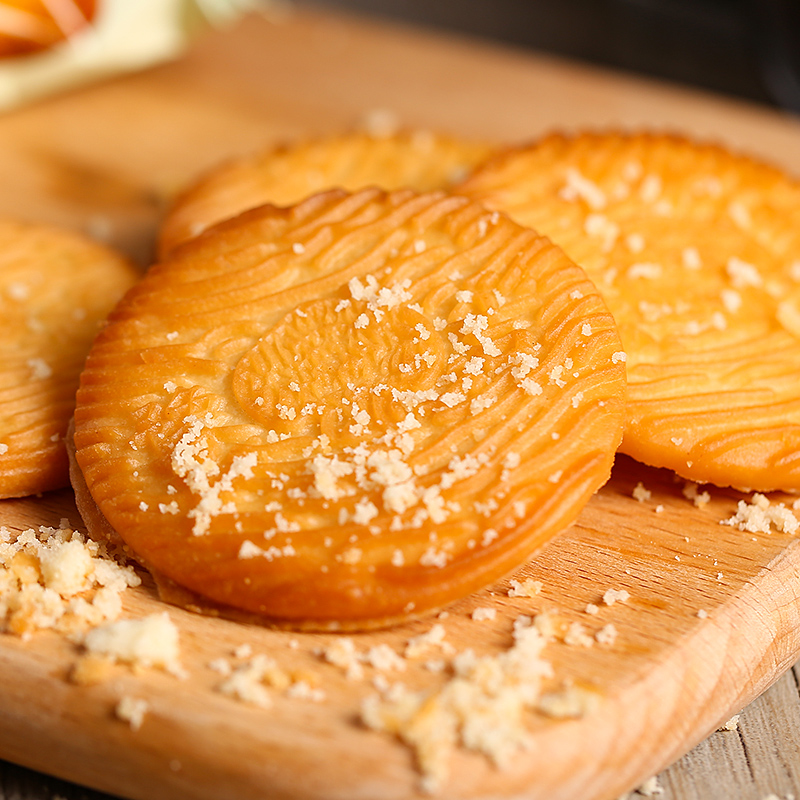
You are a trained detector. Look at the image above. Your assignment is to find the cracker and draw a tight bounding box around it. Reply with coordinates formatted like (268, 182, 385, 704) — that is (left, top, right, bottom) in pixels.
(74, 188, 626, 630)
(458, 131, 800, 491)
(157, 130, 494, 258)
(0, 220, 138, 499)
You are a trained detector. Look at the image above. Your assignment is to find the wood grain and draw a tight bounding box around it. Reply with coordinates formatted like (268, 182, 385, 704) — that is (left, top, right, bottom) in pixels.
(656, 663, 800, 799)
(5, 668, 800, 800)
(1, 456, 800, 800)
(1, 6, 800, 800)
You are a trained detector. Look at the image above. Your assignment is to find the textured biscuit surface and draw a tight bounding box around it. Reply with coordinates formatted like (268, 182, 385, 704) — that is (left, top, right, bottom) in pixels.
(75, 188, 626, 629)
(0, 219, 138, 498)
(157, 130, 494, 258)
(459, 131, 800, 490)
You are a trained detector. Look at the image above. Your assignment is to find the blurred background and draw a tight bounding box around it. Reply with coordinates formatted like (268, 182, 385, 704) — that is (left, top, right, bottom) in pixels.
(314, 0, 800, 112)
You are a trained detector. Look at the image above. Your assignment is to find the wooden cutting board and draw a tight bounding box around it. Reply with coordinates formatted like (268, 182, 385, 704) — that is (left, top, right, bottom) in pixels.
(2, 7, 800, 800)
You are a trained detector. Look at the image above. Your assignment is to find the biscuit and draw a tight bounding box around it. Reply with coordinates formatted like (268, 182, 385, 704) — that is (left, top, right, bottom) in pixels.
(0, 219, 139, 499)
(74, 188, 626, 629)
(458, 131, 800, 491)
(157, 130, 494, 258)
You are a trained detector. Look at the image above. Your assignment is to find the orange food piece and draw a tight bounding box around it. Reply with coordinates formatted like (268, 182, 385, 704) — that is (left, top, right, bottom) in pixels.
(74, 189, 626, 629)
(0, 0, 97, 58)
(157, 130, 494, 258)
(0, 219, 138, 498)
(458, 131, 800, 491)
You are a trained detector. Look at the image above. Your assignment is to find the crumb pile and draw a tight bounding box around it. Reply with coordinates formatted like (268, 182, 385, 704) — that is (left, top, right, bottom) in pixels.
(361, 618, 557, 794)
(721, 493, 800, 535)
(0, 523, 140, 638)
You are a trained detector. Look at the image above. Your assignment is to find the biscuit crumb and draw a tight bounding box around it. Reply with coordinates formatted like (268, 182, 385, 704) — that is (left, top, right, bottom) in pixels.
(362, 621, 555, 793)
(718, 713, 740, 731)
(321, 637, 364, 681)
(682, 482, 710, 508)
(720, 288, 742, 314)
(286, 680, 326, 702)
(560, 167, 607, 210)
(365, 644, 406, 672)
(603, 588, 630, 606)
(233, 643, 253, 659)
(681, 247, 702, 270)
(405, 624, 452, 659)
(564, 621, 594, 647)
(637, 775, 663, 796)
(83, 612, 184, 677)
(27, 357, 52, 380)
(584, 213, 619, 252)
(625, 233, 645, 253)
(507, 578, 542, 598)
(632, 482, 651, 502)
(538, 685, 599, 719)
(639, 174, 662, 203)
(359, 108, 399, 137)
(595, 623, 618, 646)
(721, 494, 799, 535)
(69, 654, 115, 686)
(727, 201, 752, 229)
(0, 525, 140, 639)
(627, 262, 662, 280)
(726, 256, 761, 289)
(215, 654, 325, 707)
(208, 658, 232, 676)
(216, 654, 282, 708)
(115, 696, 148, 731)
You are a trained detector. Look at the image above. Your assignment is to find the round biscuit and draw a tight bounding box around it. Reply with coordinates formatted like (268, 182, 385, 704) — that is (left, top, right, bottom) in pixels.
(74, 188, 626, 630)
(157, 130, 494, 258)
(458, 131, 800, 491)
(0, 219, 139, 498)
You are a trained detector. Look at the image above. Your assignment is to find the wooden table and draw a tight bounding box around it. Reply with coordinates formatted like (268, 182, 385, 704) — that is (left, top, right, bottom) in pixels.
(1, 5, 800, 800)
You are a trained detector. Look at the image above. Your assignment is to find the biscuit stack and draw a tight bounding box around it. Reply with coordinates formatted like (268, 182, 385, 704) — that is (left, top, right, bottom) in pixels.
(7, 128, 800, 630)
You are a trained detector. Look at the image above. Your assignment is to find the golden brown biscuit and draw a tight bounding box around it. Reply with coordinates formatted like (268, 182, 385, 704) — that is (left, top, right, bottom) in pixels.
(0, 219, 139, 499)
(157, 130, 494, 258)
(458, 131, 800, 491)
(74, 188, 626, 629)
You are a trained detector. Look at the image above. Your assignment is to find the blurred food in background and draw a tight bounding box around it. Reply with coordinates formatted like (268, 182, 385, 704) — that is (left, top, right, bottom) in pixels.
(0, 0, 269, 110)
(0, 0, 98, 58)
